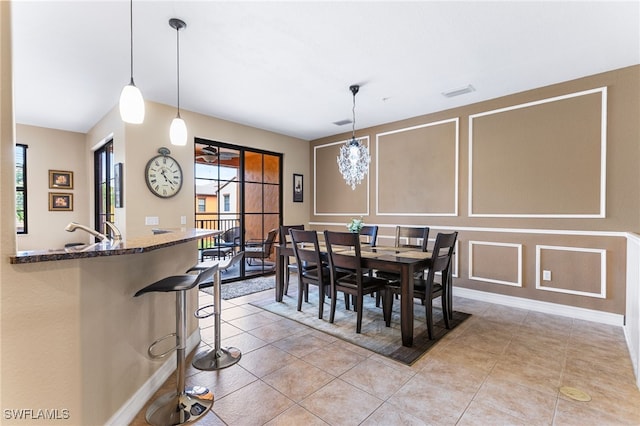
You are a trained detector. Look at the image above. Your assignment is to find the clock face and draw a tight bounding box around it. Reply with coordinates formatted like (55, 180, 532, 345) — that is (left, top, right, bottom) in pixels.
(145, 154, 183, 198)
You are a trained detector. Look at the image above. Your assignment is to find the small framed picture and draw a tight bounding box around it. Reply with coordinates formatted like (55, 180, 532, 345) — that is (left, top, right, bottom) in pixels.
(49, 192, 73, 211)
(49, 170, 73, 189)
(293, 173, 303, 202)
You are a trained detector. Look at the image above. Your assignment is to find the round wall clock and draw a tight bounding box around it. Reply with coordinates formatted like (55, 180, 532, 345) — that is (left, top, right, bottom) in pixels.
(144, 147, 183, 198)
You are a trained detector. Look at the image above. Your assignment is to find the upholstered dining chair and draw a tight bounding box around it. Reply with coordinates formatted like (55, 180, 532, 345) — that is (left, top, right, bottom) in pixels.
(279, 224, 306, 295)
(384, 231, 457, 339)
(289, 229, 331, 319)
(245, 228, 278, 266)
(324, 230, 389, 333)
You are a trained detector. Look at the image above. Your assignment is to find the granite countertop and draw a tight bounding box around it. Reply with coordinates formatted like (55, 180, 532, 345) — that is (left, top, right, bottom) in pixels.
(10, 228, 219, 264)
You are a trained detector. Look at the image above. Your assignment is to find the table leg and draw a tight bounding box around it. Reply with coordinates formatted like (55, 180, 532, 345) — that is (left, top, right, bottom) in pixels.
(400, 264, 414, 347)
(275, 246, 284, 302)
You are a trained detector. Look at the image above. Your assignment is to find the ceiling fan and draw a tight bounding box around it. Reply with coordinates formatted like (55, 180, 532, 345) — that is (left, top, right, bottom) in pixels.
(196, 146, 239, 163)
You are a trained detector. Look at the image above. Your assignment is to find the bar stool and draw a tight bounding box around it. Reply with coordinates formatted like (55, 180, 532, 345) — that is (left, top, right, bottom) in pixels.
(134, 265, 217, 426)
(187, 251, 244, 370)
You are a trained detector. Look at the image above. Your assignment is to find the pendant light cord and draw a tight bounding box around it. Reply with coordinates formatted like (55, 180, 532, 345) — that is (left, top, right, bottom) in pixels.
(351, 91, 356, 139)
(129, 0, 134, 83)
(176, 26, 181, 115)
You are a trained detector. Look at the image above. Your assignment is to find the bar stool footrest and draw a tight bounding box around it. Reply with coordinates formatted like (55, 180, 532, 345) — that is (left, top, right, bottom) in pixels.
(148, 333, 177, 359)
(194, 303, 215, 319)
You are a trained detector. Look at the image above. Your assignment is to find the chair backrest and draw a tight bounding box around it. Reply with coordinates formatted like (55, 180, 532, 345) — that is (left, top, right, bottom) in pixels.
(289, 229, 323, 270)
(429, 232, 458, 275)
(221, 226, 241, 244)
(279, 224, 304, 246)
(219, 251, 244, 271)
(192, 264, 219, 288)
(359, 225, 378, 246)
(395, 226, 429, 251)
(324, 230, 363, 276)
(263, 228, 279, 254)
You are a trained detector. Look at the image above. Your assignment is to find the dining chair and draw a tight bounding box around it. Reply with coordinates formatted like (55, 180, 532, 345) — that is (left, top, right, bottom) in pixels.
(358, 225, 378, 247)
(245, 228, 278, 266)
(289, 229, 331, 319)
(324, 230, 389, 333)
(384, 231, 457, 339)
(279, 224, 307, 295)
(376, 226, 430, 282)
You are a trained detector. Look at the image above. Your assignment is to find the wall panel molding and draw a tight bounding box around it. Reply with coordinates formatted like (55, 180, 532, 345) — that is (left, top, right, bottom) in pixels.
(314, 137, 370, 216)
(376, 118, 458, 216)
(469, 87, 607, 218)
(536, 244, 607, 298)
(468, 241, 522, 286)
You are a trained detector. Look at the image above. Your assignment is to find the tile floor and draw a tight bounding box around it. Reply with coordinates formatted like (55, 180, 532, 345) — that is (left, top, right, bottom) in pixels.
(131, 286, 640, 425)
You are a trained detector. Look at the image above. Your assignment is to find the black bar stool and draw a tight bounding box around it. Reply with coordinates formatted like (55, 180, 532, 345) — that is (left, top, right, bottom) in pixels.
(187, 251, 244, 370)
(134, 265, 217, 426)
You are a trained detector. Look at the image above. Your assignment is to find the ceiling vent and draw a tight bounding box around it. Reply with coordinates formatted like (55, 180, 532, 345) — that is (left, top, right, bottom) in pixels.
(442, 84, 475, 98)
(333, 119, 352, 126)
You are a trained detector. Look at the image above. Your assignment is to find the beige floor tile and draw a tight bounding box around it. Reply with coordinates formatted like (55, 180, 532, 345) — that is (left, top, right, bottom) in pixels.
(387, 373, 475, 425)
(414, 356, 490, 395)
(360, 402, 426, 425)
(264, 404, 329, 426)
(221, 305, 259, 321)
(300, 378, 384, 425)
(212, 380, 294, 425)
(302, 341, 368, 376)
(262, 359, 334, 402)
(472, 376, 556, 425)
(553, 397, 640, 426)
(415, 343, 498, 374)
(247, 319, 308, 343)
(340, 357, 415, 399)
(228, 311, 286, 331)
(489, 356, 563, 396)
(273, 332, 333, 357)
(457, 400, 527, 426)
(189, 365, 259, 400)
(238, 344, 297, 378)
(221, 330, 269, 354)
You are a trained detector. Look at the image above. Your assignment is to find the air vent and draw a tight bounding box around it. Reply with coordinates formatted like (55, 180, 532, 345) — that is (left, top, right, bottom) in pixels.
(442, 84, 475, 98)
(333, 119, 352, 126)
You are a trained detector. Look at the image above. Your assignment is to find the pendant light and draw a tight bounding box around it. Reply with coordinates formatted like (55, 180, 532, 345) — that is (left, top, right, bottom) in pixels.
(169, 18, 187, 146)
(119, 0, 145, 124)
(337, 84, 370, 190)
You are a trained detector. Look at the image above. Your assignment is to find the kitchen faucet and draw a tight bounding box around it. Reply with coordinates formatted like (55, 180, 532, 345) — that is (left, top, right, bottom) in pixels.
(65, 221, 121, 242)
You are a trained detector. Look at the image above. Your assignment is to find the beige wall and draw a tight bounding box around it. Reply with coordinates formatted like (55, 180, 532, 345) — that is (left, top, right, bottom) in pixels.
(311, 65, 640, 316)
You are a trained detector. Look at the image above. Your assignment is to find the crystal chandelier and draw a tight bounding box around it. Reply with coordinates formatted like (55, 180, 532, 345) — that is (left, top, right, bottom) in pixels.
(337, 84, 370, 190)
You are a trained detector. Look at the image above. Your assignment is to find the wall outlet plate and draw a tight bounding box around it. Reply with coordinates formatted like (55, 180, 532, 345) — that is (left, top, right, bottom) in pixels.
(542, 270, 552, 281)
(145, 216, 159, 226)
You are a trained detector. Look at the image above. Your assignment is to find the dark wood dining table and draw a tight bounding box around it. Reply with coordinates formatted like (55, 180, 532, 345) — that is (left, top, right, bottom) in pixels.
(275, 243, 433, 347)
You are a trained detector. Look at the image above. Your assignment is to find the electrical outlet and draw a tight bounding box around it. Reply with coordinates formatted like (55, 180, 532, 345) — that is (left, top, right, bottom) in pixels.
(542, 270, 552, 281)
(180, 216, 186, 225)
(145, 216, 159, 226)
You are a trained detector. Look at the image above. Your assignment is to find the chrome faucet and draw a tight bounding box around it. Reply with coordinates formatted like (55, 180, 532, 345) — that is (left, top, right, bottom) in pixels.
(65, 222, 110, 242)
(104, 221, 122, 241)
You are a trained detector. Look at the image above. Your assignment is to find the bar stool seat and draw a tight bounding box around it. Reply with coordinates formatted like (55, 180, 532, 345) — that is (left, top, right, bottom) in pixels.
(134, 266, 217, 426)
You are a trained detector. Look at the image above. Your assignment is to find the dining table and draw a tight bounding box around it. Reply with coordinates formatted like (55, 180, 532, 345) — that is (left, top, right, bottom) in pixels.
(275, 242, 433, 347)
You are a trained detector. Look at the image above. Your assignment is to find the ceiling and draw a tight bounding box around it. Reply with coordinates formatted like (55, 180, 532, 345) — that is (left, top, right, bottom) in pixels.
(10, 1, 640, 141)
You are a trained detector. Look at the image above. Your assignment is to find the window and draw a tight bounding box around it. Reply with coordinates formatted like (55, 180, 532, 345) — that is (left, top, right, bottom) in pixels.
(94, 140, 114, 239)
(16, 144, 27, 234)
(197, 198, 206, 212)
(223, 194, 230, 212)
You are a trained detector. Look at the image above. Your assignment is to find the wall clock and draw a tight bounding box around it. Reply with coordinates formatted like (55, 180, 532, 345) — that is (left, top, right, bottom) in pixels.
(144, 147, 183, 198)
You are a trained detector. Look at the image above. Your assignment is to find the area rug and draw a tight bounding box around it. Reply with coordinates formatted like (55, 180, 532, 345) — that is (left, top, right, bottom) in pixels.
(201, 274, 276, 300)
(251, 286, 470, 365)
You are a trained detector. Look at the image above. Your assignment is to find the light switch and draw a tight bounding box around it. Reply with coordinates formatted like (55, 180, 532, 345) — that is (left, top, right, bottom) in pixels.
(180, 216, 186, 225)
(542, 270, 552, 281)
(145, 216, 159, 226)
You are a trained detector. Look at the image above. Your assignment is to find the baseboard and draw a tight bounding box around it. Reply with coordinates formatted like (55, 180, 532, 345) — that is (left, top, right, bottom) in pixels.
(623, 325, 640, 390)
(453, 287, 624, 326)
(105, 329, 201, 426)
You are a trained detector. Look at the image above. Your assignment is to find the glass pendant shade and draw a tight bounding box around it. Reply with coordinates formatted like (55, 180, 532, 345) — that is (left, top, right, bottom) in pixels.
(170, 115, 187, 146)
(119, 79, 145, 124)
(337, 137, 370, 190)
(337, 84, 370, 190)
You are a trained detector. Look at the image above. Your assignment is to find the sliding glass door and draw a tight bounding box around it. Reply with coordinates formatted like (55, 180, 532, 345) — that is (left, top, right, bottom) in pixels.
(195, 138, 282, 281)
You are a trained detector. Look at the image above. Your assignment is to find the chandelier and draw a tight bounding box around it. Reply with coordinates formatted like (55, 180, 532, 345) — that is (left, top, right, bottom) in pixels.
(337, 84, 370, 190)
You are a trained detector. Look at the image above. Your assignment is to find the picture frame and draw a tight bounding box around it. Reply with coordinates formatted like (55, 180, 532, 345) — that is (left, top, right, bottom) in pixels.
(293, 173, 303, 202)
(49, 192, 73, 211)
(49, 170, 73, 189)
(114, 162, 123, 208)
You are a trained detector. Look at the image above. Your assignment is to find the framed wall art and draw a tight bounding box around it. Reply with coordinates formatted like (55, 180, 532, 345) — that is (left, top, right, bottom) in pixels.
(49, 192, 73, 211)
(49, 170, 73, 189)
(293, 173, 303, 202)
